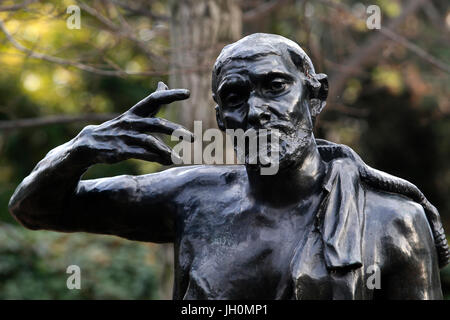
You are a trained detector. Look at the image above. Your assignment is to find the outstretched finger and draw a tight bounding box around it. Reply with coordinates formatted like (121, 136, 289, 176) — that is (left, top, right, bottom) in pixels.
(156, 81, 168, 91)
(130, 88, 190, 117)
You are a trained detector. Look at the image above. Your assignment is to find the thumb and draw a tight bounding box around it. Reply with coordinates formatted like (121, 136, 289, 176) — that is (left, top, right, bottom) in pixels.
(156, 81, 169, 91)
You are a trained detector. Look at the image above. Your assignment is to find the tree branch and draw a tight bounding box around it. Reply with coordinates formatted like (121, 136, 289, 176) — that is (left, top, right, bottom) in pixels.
(321, 0, 430, 102)
(0, 18, 170, 77)
(105, 0, 169, 21)
(0, 0, 38, 12)
(243, 0, 292, 22)
(76, 1, 167, 64)
(380, 28, 450, 73)
(0, 113, 118, 131)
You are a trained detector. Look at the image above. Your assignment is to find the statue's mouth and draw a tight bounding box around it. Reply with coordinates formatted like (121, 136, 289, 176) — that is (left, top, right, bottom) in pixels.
(230, 119, 313, 170)
(232, 129, 282, 167)
(247, 120, 296, 135)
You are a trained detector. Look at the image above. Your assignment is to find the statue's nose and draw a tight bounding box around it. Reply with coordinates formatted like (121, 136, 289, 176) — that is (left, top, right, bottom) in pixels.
(247, 95, 271, 127)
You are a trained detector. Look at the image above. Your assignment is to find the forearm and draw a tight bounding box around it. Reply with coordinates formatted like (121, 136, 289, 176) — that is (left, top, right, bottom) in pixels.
(8, 137, 90, 230)
(8, 84, 190, 239)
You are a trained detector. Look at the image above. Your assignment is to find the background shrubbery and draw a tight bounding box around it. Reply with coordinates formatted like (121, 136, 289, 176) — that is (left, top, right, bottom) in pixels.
(0, 0, 449, 299)
(0, 223, 163, 299)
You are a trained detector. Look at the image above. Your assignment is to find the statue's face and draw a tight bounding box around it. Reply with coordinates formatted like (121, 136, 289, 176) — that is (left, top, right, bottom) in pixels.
(215, 54, 315, 169)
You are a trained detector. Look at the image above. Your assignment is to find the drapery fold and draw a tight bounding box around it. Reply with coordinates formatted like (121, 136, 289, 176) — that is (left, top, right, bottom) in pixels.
(321, 158, 365, 271)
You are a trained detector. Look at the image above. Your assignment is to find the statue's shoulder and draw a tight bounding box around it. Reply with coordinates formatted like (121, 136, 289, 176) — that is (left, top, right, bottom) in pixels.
(364, 186, 430, 237)
(364, 186, 438, 266)
(317, 138, 445, 266)
(317, 137, 429, 225)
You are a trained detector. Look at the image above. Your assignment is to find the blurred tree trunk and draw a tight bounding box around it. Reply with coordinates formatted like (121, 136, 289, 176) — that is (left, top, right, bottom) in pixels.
(169, 0, 242, 130)
(156, 0, 242, 299)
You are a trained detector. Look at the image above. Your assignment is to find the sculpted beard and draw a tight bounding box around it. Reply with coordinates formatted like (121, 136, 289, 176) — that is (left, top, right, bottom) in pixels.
(271, 124, 312, 170)
(239, 120, 313, 172)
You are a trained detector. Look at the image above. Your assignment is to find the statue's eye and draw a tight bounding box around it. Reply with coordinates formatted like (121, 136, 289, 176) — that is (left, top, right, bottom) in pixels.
(271, 80, 286, 91)
(219, 80, 251, 107)
(225, 92, 245, 107)
(264, 78, 289, 95)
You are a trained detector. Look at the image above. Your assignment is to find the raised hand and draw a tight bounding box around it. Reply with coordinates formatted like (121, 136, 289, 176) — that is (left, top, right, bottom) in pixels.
(73, 81, 193, 166)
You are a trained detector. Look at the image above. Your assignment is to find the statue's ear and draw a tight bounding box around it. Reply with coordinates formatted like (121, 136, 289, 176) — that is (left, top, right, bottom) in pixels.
(309, 73, 328, 121)
(215, 105, 225, 131)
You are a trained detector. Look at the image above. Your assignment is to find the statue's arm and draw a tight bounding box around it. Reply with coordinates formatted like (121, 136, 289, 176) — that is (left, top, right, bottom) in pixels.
(383, 203, 443, 299)
(8, 83, 193, 243)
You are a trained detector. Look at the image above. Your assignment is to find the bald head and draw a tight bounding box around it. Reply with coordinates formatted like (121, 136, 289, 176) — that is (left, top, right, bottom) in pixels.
(212, 33, 323, 98)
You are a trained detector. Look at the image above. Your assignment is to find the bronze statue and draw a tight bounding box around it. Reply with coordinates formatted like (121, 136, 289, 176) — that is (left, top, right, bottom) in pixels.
(9, 33, 449, 299)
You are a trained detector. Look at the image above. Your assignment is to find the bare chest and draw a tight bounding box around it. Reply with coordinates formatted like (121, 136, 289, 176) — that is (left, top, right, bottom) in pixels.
(175, 196, 321, 299)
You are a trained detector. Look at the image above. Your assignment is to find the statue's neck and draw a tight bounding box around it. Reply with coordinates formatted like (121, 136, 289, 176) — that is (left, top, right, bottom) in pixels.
(246, 140, 326, 204)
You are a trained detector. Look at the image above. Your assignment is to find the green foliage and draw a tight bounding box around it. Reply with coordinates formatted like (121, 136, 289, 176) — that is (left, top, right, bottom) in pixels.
(0, 0, 448, 299)
(0, 223, 162, 299)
